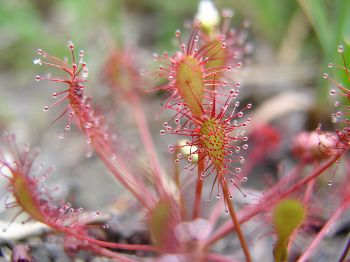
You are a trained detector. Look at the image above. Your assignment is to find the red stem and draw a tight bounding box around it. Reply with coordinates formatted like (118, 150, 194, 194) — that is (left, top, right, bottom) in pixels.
(89, 245, 138, 262)
(339, 234, 350, 262)
(221, 179, 252, 262)
(192, 151, 205, 219)
(129, 93, 167, 198)
(297, 197, 350, 262)
(205, 154, 342, 248)
(84, 236, 158, 252)
(174, 147, 188, 219)
(206, 252, 241, 262)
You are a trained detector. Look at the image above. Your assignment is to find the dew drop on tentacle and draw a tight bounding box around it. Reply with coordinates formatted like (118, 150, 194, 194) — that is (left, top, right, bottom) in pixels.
(329, 89, 336, 96)
(84, 122, 92, 129)
(168, 145, 174, 153)
(338, 45, 344, 53)
(33, 59, 42, 65)
(239, 156, 245, 164)
(68, 41, 75, 50)
(153, 53, 159, 61)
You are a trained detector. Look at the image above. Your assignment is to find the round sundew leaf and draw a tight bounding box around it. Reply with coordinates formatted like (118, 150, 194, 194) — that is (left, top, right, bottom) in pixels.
(272, 199, 306, 239)
(176, 56, 205, 118)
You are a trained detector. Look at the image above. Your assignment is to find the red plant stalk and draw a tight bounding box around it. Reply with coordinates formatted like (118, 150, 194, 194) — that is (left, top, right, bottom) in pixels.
(221, 178, 252, 262)
(173, 147, 188, 219)
(205, 153, 342, 247)
(298, 197, 350, 262)
(88, 245, 138, 262)
(34, 44, 155, 209)
(205, 252, 241, 262)
(103, 52, 167, 198)
(339, 236, 350, 262)
(128, 92, 168, 198)
(192, 151, 205, 219)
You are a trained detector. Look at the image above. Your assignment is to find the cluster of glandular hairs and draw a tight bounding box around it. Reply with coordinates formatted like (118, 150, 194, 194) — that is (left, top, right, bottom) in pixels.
(34, 42, 155, 209)
(33, 42, 111, 145)
(153, 22, 242, 119)
(322, 45, 350, 152)
(161, 89, 251, 193)
(200, 9, 250, 77)
(155, 15, 251, 196)
(0, 133, 96, 239)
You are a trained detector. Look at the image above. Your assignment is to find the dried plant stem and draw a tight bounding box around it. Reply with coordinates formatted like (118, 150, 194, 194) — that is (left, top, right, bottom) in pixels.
(174, 147, 187, 219)
(192, 151, 205, 219)
(221, 179, 252, 262)
(205, 154, 341, 248)
(298, 197, 350, 262)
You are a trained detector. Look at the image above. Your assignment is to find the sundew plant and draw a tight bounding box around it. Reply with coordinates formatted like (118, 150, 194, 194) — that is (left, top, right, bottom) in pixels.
(0, 1, 350, 261)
